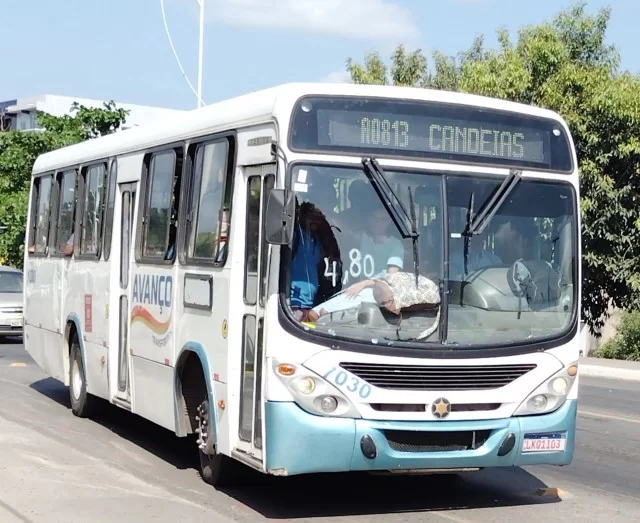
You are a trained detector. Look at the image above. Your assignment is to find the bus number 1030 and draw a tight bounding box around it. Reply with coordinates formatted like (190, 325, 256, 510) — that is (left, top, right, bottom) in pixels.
(360, 117, 409, 148)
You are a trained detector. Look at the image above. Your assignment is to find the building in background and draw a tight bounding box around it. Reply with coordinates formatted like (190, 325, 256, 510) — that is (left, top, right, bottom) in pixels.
(0, 94, 185, 132)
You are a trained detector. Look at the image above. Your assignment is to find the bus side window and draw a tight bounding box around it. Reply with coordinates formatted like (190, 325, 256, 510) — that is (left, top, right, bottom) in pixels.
(102, 160, 118, 261)
(28, 174, 53, 255)
(185, 138, 234, 264)
(141, 148, 183, 262)
(54, 169, 78, 257)
(80, 163, 107, 257)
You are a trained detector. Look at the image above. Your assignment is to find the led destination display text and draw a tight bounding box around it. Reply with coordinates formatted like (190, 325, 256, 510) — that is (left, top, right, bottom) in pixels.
(290, 97, 573, 172)
(356, 114, 532, 161)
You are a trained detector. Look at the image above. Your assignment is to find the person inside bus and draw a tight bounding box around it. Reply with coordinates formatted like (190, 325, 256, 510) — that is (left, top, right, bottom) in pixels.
(289, 201, 323, 322)
(494, 217, 538, 265)
(449, 231, 502, 279)
(28, 231, 74, 256)
(336, 180, 374, 255)
(214, 207, 231, 263)
(305, 170, 353, 261)
(289, 200, 340, 322)
(309, 256, 404, 320)
(62, 233, 74, 256)
(165, 215, 177, 260)
(307, 170, 340, 226)
(448, 215, 502, 280)
(306, 204, 405, 319)
(497, 218, 562, 309)
(358, 205, 405, 277)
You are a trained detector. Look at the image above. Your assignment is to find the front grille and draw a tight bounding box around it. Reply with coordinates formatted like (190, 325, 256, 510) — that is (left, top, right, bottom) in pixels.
(384, 429, 491, 452)
(370, 402, 501, 412)
(340, 362, 536, 391)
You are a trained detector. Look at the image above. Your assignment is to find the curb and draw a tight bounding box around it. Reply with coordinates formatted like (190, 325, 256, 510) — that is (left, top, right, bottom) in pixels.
(580, 363, 640, 382)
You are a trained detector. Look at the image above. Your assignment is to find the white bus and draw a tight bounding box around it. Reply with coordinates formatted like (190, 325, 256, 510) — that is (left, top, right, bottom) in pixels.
(23, 83, 581, 486)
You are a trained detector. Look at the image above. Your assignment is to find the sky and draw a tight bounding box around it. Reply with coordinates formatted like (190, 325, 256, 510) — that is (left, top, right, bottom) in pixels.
(2, 0, 639, 111)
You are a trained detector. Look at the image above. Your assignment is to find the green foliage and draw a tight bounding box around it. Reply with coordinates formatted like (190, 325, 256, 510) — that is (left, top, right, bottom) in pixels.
(36, 101, 129, 143)
(346, 52, 388, 85)
(0, 101, 129, 268)
(194, 233, 218, 258)
(596, 310, 640, 361)
(345, 2, 640, 335)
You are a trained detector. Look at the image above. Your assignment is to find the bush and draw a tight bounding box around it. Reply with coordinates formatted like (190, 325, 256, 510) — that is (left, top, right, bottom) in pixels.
(596, 310, 640, 361)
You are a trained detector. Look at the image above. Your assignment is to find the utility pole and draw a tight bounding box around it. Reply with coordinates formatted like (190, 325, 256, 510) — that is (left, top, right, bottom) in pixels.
(160, 0, 206, 107)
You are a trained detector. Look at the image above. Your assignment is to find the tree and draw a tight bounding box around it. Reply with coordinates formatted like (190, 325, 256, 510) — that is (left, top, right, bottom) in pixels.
(0, 102, 129, 268)
(345, 2, 640, 335)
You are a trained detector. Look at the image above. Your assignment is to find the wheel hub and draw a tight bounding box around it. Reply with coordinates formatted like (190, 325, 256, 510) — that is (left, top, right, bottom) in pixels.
(71, 356, 82, 400)
(196, 399, 215, 455)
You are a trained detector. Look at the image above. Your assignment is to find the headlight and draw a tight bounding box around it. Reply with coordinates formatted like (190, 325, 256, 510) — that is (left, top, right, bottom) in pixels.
(273, 361, 361, 418)
(514, 362, 578, 416)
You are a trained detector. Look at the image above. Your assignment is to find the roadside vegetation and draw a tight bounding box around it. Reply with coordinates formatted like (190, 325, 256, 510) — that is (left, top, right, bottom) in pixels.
(1, 3, 639, 357)
(596, 310, 640, 361)
(345, 2, 640, 352)
(0, 101, 128, 269)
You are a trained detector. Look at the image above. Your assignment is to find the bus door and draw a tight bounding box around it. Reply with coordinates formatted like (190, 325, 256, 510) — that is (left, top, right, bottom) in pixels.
(236, 165, 275, 462)
(114, 182, 137, 407)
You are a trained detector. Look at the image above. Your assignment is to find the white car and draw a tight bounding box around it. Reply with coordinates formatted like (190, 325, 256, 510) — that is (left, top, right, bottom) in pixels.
(0, 265, 23, 338)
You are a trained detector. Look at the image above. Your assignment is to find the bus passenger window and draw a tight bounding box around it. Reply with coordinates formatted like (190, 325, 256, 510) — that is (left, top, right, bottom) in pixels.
(142, 149, 182, 261)
(244, 176, 261, 305)
(28, 175, 53, 255)
(102, 160, 118, 261)
(187, 139, 232, 263)
(80, 164, 106, 256)
(55, 169, 77, 256)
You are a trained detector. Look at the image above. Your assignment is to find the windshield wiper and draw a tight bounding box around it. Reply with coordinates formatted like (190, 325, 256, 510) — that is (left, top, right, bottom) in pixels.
(361, 158, 420, 282)
(462, 169, 522, 275)
(463, 192, 475, 276)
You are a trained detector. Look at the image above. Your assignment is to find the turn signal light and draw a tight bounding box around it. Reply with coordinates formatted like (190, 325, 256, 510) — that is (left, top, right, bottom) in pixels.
(277, 363, 296, 376)
(567, 365, 578, 377)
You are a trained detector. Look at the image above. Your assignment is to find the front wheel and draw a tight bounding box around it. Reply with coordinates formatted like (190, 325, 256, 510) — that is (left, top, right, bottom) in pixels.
(196, 398, 242, 487)
(69, 338, 95, 418)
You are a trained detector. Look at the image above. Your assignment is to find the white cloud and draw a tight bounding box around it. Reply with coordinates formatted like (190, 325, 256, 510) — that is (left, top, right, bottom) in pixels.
(320, 70, 352, 83)
(191, 0, 420, 42)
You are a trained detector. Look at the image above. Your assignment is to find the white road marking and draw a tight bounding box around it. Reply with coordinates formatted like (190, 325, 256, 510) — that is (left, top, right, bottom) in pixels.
(433, 512, 474, 523)
(578, 409, 640, 425)
(580, 365, 640, 382)
(0, 377, 26, 387)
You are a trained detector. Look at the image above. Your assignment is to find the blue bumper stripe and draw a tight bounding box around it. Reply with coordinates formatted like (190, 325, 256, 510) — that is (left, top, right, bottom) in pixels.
(264, 400, 577, 476)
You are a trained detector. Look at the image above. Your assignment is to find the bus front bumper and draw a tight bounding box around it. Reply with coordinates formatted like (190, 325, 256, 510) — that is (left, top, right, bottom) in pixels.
(264, 399, 577, 476)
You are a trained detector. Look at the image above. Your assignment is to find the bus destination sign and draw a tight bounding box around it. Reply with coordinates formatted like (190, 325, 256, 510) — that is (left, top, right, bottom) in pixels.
(289, 97, 573, 172)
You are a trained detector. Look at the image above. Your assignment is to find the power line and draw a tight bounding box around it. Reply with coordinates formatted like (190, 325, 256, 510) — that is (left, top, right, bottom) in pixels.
(160, 0, 206, 106)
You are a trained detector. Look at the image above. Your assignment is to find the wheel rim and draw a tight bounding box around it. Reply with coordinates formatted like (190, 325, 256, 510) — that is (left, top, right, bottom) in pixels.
(71, 355, 82, 401)
(196, 399, 215, 456)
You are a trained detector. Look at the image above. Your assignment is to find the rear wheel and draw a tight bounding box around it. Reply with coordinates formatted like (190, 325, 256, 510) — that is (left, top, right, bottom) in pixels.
(69, 337, 95, 418)
(196, 396, 242, 487)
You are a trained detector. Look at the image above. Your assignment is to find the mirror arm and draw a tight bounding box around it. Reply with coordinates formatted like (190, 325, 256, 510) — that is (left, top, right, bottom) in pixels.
(271, 139, 292, 200)
(265, 140, 295, 246)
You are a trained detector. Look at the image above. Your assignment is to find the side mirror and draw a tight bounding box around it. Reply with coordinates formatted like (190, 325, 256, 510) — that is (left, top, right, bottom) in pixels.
(265, 189, 295, 245)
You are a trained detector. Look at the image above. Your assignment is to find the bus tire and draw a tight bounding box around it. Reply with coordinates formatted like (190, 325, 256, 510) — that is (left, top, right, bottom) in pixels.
(69, 337, 95, 418)
(196, 397, 241, 487)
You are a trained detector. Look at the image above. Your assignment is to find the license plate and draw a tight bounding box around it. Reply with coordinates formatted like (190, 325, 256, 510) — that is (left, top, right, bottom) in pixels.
(522, 433, 566, 453)
(10, 319, 23, 327)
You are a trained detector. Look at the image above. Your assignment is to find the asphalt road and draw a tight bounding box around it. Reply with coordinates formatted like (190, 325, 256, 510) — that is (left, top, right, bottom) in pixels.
(1, 340, 639, 522)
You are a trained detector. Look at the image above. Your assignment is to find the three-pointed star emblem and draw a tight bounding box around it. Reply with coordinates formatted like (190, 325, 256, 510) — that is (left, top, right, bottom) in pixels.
(431, 397, 451, 419)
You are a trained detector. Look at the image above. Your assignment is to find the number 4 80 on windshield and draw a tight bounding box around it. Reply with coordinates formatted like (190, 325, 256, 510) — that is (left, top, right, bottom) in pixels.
(324, 248, 375, 287)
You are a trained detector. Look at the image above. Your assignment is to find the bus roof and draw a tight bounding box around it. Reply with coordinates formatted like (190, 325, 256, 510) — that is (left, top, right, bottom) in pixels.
(31, 82, 568, 175)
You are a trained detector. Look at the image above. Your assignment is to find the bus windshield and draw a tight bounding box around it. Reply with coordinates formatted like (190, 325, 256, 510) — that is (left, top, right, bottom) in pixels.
(281, 163, 578, 349)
